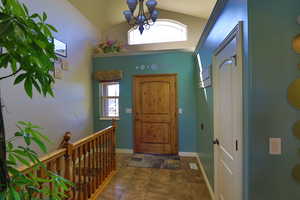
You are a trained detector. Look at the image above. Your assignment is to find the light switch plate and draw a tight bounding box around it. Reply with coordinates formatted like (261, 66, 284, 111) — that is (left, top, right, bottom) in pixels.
(178, 108, 183, 114)
(269, 138, 282, 155)
(125, 108, 132, 114)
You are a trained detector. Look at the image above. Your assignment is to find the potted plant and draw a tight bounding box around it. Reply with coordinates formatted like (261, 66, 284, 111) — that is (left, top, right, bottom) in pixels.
(96, 39, 125, 54)
(0, 0, 72, 199)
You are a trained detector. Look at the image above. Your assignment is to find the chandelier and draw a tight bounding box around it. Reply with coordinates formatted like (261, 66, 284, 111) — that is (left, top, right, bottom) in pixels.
(123, 0, 159, 34)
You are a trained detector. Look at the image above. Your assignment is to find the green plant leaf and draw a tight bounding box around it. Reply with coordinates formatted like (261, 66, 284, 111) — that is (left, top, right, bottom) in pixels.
(42, 12, 47, 21)
(14, 73, 27, 85)
(31, 137, 47, 153)
(24, 77, 33, 98)
(46, 24, 58, 32)
(8, 187, 21, 200)
(13, 153, 30, 166)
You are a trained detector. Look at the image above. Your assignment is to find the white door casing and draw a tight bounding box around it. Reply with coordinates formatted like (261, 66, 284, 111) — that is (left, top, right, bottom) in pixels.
(213, 22, 244, 200)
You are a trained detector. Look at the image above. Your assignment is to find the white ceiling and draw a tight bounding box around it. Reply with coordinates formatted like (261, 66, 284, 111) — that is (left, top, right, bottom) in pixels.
(69, 0, 216, 31)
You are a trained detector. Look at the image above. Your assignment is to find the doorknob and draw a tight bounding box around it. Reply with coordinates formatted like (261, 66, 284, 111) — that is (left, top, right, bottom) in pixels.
(213, 139, 220, 146)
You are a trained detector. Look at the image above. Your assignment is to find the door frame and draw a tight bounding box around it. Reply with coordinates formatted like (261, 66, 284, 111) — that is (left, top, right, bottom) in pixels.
(212, 21, 244, 200)
(132, 73, 179, 154)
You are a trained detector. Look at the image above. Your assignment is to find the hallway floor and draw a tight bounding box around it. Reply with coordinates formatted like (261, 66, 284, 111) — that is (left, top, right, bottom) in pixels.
(98, 154, 211, 200)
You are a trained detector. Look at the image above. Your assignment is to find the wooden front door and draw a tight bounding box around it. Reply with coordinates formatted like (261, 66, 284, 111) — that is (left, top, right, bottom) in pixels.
(133, 74, 178, 155)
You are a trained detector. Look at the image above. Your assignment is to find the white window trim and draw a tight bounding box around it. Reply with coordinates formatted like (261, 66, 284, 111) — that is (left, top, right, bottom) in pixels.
(100, 82, 120, 120)
(127, 19, 188, 45)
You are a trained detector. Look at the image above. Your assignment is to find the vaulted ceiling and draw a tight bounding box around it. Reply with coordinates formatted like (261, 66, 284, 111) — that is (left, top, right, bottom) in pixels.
(68, 0, 216, 32)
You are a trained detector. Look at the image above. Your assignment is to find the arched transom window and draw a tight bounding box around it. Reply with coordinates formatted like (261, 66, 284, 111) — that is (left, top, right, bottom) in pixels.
(128, 19, 187, 45)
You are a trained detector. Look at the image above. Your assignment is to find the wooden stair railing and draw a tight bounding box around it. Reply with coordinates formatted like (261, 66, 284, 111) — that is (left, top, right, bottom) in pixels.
(19, 120, 117, 200)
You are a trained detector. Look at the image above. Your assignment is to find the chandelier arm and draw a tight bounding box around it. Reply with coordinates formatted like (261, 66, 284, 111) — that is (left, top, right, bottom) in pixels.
(138, 0, 144, 19)
(124, 0, 158, 34)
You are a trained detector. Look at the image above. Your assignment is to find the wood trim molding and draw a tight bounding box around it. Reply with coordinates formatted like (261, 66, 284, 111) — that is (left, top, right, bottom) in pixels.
(194, 0, 229, 54)
(196, 155, 216, 200)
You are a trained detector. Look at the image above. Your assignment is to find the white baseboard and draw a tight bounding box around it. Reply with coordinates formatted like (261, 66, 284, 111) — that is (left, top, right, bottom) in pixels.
(116, 148, 133, 154)
(116, 149, 198, 157)
(178, 152, 198, 157)
(196, 155, 215, 200)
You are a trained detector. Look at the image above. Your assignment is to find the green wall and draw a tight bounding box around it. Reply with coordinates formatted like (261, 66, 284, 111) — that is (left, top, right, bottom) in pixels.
(248, 0, 300, 199)
(195, 0, 249, 195)
(92, 51, 198, 152)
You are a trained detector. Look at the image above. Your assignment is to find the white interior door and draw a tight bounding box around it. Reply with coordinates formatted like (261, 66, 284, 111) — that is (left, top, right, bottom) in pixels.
(213, 23, 243, 200)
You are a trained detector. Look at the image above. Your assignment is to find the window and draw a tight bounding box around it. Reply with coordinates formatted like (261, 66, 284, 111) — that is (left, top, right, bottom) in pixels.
(128, 19, 187, 45)
(100, 82, 119, 119)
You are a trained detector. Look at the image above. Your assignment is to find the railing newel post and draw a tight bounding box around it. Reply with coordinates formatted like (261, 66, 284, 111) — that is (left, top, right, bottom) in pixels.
(62, 132, 73, 199)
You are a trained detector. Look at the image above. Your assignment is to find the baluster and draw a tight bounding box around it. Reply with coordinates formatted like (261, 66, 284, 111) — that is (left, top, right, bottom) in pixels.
(105, 132, 108, 178)
(82, 144, 87, 199)
(95, 136, 99, 187)
(87, 142, 92, 198)
(107, 132, 110, 175)
(56, 158, 61, 176)
(111, 131, 113, 171)
(99, 135, 103, 184)
(72, 149, 77, 199)
(92, 139, 96, 194)
(112, 120, 117, 170)
(37, 168, 43, 199)
(101, 134, 104, 180)
(55, 158, 62, 195)
(78, 147, 83, 200)
(109, 130, 112, 174)
(104, 133, 106, 178)
(47, 162, 54, 197)
(111, 129, 113, 172)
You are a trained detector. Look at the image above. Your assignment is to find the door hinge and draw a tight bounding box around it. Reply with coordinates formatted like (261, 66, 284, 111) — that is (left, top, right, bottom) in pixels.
(235, 140, 239, 151)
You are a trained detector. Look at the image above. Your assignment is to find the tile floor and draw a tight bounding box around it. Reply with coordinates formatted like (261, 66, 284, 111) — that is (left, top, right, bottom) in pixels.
(98, 154, 212, 200)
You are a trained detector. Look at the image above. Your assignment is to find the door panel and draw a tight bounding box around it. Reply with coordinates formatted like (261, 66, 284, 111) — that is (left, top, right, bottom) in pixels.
(133, 74, 178, 155)
(141, 81, 170, 114)
(213, 23, 243, 200)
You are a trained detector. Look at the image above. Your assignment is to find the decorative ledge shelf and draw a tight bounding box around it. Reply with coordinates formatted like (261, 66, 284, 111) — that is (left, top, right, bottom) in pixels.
(93, 48, 193, 58)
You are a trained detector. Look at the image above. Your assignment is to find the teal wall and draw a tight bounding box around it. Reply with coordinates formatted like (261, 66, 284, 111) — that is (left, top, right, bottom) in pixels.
(248, 0, 300, 199)
(92, 52, 198, 152)
(195, 0, 249, 197)
(197, 0, 300, 199)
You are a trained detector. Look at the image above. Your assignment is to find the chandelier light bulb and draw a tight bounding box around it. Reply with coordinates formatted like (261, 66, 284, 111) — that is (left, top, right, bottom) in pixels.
(137, 15, 146, 24)
(151, 10, 159, 22)
(146, 0, 157, 13)
(123, 10, 132, 22)
(127, 0, 138, 12)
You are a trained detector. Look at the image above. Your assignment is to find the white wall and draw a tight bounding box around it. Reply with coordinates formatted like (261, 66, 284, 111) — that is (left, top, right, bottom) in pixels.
(0, 0, 100, 152)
